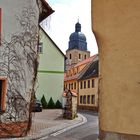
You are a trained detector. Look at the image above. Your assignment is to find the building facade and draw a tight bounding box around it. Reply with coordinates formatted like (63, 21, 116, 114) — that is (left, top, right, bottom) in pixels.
(0, 0, 53, 137)
(37, 27, 65, 104)
(92, 0, 140, 139)
(78, 59, 98, 110)
(64, 55, 98, 110)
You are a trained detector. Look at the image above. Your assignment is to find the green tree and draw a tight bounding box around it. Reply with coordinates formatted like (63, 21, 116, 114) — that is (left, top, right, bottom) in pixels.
(47, 97, 55, 109)
(41, 95, 47, 109)
(55, 100, 62, 109)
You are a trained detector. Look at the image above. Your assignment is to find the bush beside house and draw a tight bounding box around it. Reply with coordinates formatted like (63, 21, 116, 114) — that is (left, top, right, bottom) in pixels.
(47, 97, 55, 109)
(41, 95, 48, 109)
(55, 100, 62, 109)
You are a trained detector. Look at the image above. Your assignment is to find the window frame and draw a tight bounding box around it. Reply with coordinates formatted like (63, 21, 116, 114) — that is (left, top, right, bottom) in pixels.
(0, 77, 7, 112)
(92, 79, 95, 88)
(91, 95, 95, 104)
(70, 54, 72, 59)
(88, 80, 90, 88)
(87, 95, 90, 104)
(84, 81, 86, 89)
(38, 42, 43, 53)
(80, 96, 83, 104)
(80, 81, 83, 89)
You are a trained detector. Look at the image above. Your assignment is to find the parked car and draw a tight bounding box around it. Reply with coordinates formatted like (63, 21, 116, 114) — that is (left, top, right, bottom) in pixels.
(32, 100, 43, 112)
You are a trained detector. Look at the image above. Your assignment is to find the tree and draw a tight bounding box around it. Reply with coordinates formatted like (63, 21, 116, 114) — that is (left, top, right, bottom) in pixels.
(47, 97, 55, 109)
(55, 100, 62, 109)
(41, 95, 47, 109)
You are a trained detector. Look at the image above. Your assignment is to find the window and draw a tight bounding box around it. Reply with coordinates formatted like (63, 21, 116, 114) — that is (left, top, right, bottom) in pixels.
(84, 55, 86, 59)
(74, 82, 76, 89)
(80, 96, 83, 104)
(38, 42, 43, 53)
(70, 54, 72, 59)
(71, 83, 73, 89)
(80, 81, 83, 89)
(83, 95, 86, 104)
(69, 83, 70, 90)
(91, 95, 95, 104)
(0, 78, 7, 111)
(84, 81, 86, 89)
(92, 79, 95, 88)
(88, 80, 90, 88)
(79, 54, 81, 59)
(87, 95, 90, 104)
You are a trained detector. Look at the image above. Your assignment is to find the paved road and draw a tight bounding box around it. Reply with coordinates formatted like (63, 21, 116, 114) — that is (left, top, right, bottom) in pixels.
(46, 110, 99, 140)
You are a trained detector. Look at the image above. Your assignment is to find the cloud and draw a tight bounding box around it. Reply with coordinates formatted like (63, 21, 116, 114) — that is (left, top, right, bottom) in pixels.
(43, 0, 98, 55)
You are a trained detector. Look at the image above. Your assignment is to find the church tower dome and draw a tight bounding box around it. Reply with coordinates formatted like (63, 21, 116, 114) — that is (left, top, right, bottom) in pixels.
(68, 21, 87, 51)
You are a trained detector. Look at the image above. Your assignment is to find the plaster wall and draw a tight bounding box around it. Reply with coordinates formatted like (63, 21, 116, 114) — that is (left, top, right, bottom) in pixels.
(92, 0, 140, 137)
(37, 29, 64, 103)
(78, 78, 98, 107)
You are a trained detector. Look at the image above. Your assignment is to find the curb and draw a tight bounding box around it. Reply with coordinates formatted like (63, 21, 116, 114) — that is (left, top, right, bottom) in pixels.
(50, 113, 87, 137)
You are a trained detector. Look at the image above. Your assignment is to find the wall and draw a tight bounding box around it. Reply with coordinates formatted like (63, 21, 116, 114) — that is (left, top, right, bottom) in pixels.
(0, 0, 39, 137)
(92, 0, 140, 139)
(66, 49, 90, 70)
(78, 78, 98, 110)
(37, 29, 64, 103)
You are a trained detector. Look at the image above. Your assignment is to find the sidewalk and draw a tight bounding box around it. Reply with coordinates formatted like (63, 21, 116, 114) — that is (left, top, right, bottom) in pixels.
(2, 109, 87, 140)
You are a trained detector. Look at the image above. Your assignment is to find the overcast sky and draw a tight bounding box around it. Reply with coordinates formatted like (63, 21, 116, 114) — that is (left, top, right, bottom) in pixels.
(42, 0, 98, 55)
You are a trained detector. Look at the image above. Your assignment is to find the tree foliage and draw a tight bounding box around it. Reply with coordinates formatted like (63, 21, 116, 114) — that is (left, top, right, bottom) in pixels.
(41, 95, 47, 109)
(47, 97, 55, 109)
(55, 100, 62, 109)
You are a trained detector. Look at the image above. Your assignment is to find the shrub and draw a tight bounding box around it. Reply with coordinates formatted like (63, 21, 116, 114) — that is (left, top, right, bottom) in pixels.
(47, 97, 55, 109)
(55, 100, 62, 109)
(41, 95, 47, 109)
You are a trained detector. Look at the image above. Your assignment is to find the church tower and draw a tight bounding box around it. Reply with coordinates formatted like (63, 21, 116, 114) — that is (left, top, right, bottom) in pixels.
(66, 21, 90, 70)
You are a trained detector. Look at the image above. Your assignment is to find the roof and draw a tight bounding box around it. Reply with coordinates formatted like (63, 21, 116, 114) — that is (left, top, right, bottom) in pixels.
(63, 91, 77, 97)
(40, 26, 65, 58)
(78, 58, 99, 80)
(64, 73, 79, 81)
(74, 54, 97, 67)
(64, 54, 98, 81)
(39, 0, 54, 22)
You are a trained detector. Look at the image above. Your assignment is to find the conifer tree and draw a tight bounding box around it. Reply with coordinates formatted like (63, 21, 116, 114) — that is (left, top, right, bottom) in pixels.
(55, 100, 62, 109)
(47, 97, 55, 109)
(41, 95, 47, 109)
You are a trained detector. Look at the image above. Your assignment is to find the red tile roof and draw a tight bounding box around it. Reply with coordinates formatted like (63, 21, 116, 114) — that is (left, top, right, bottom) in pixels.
(63, 91, 77, 97)
(74, 54, 98, 67)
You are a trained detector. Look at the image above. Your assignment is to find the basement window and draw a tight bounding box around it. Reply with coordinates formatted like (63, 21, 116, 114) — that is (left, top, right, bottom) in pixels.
(0, 78, 7, 111)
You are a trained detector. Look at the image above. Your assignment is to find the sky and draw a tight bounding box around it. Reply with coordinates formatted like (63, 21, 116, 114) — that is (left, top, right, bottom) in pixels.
(42, 0, 98, 55)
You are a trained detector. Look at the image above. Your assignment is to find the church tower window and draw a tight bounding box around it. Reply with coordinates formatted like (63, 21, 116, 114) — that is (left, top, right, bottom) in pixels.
(79, 54, 81, 59)
(70, 54, 72, 59)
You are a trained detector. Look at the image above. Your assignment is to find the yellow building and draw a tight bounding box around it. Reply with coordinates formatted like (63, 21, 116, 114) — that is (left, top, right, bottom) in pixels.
(64, 55, 98, 111)
(92, 0, 140, 139)
(78, 59, 98, 111)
